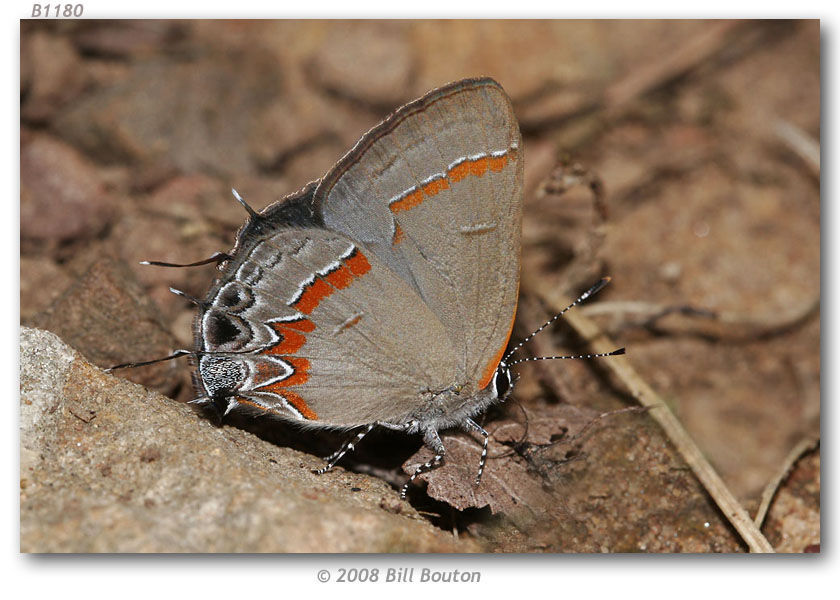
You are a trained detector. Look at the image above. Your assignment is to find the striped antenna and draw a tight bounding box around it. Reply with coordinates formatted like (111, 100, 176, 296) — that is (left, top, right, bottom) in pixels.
(507, 347, 625, 368)
(504, 277, 612, 363)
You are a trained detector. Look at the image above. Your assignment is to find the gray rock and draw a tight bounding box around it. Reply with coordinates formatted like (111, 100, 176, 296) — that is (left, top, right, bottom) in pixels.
(20, 327, 480, 552)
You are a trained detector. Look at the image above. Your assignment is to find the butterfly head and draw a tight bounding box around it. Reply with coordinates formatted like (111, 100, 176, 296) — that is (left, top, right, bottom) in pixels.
(490, 360, 515, 401)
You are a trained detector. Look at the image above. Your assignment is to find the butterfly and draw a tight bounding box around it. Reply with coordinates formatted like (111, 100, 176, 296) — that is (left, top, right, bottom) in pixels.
(111, 78, 622, 498)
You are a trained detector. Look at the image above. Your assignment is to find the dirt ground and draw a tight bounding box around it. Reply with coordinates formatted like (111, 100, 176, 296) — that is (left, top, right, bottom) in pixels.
(20, 19, 820, 552)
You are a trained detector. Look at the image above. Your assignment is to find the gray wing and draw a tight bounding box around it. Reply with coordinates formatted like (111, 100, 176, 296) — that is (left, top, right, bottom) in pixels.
(196, 227, 458, 427)
(314, 78, 523, 389)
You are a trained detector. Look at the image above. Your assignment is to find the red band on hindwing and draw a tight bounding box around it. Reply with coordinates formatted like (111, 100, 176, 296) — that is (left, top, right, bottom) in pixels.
(277, 390, 317, 420)
(324, 264, 354, 289)
(253, 247, 373, 421)
(261, 357, 310, 387)
(238, 390, 318, 421)
(283, 318, 316, 332)
(344, 247, 371, 276)
(265, 321, 309, 355)
(291, 247, 371, 314)
(292, 277, 334, 314)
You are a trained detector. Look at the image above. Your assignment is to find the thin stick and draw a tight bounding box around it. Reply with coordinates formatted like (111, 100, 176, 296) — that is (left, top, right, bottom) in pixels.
(604, 20, 742, 112)
(523, 269, 775, 553)
(579, 298, 819, 342)
(774, 118, 820, 177)
(753, 436, 820, 528)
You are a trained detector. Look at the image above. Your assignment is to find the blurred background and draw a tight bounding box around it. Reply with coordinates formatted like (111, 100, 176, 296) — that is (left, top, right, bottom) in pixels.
(20, 19, 819, 552)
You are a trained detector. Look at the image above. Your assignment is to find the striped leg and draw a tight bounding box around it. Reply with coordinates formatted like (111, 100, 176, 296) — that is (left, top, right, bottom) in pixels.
(462, 418, 490, 485)
(313, 423, 375, 475)
(401, 429, 446, 499)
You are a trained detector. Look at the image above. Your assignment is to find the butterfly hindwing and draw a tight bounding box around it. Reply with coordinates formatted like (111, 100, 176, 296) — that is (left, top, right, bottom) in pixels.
(197, 226, 459, 427)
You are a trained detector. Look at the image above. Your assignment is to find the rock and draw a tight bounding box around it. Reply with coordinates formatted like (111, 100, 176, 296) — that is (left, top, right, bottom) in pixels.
(52, 50, 285, 175)
(20, 132, 115, 245)
(71, 20, 187, 58)
(307, 22, 415, 109)
(31, 257, 181, 396)
(20, 257, 74, 323)
(248, 95, 336, 173)
(21, 31, 88, 123)
(20, 327, 480, 552)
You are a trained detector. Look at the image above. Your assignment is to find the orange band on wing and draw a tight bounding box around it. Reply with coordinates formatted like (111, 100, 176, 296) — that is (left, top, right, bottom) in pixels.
(469, 157, 489, 177)
(325, 264, 354, 289)
(274, 357, 310, 387)
(390, 188, 424, 213)
(448, 160, 471, 183)
(282, 318, 315, 332)
(392, 223, 405, 246)
(265, 323, 308, 355)
(291, 248, 371, 315)
(254, 246, 375, 422)
(422, 177, 449, 197)
(388, 146, 517, 216)
(279, 390, 318, 420)
(240, 390, 318, 421)
(292, 278, 334, 314)
(344, 248, 371, 276)
(488, 154, 508, 172)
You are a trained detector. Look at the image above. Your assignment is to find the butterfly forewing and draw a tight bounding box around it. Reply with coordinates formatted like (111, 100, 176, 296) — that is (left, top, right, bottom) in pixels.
(314, 77, 523, 391)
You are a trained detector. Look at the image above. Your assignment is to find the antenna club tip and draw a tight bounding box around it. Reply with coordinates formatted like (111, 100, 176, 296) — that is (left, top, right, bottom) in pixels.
(611, 347, 626, 356)
(602, 276, 612, 283)
(231, 187, 262, 220)
(139, 260, 151, 265)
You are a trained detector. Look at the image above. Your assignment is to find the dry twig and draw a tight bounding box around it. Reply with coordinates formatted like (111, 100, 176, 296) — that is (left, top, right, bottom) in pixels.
(753, 436, 820, 528)
(580, 297, 819, 342)
(774, 118, 820, 178)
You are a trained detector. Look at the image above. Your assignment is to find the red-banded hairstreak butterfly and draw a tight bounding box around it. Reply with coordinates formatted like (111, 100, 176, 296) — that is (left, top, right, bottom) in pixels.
(109, 77, 623, 499)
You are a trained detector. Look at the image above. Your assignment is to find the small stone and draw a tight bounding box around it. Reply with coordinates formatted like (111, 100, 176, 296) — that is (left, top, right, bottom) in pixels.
(659, 261, 683, 283)
(21, 133, 115, 245)
(20, 257, 74, 324)
(21, 31, 87, 123)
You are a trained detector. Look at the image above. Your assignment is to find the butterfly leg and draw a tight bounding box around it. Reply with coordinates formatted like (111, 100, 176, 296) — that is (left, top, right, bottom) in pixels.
(313, 423, 375, 475)
(462, 418, 489, 486)
(401, 429, 446, 499)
